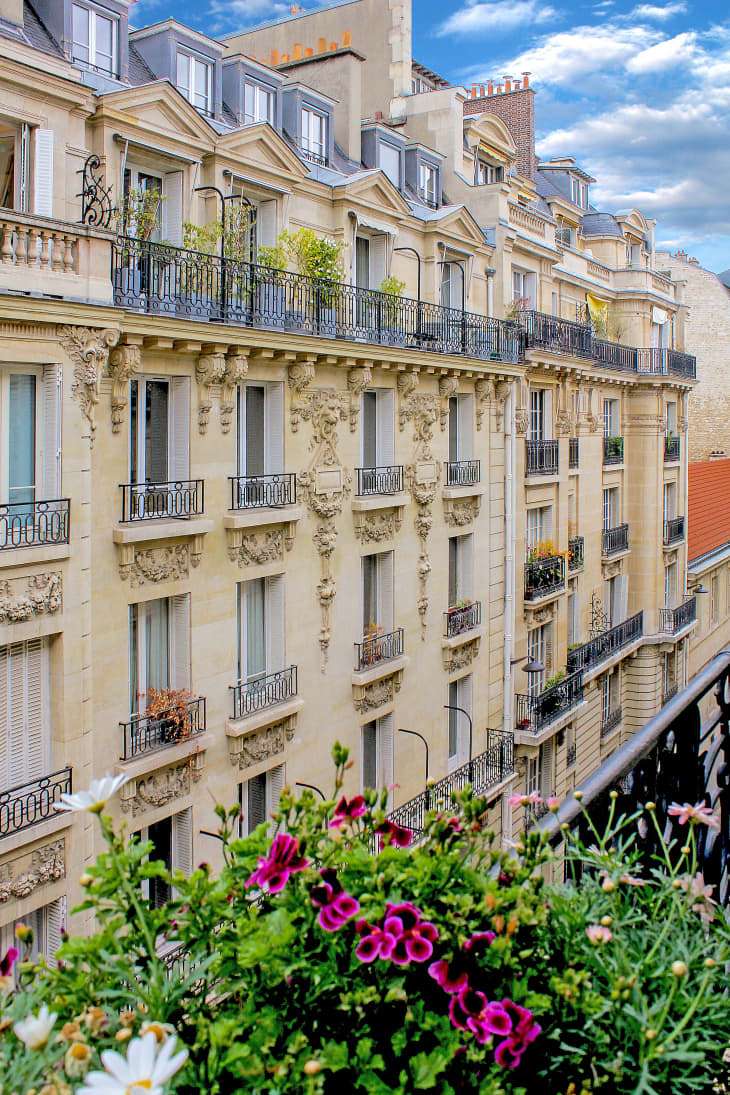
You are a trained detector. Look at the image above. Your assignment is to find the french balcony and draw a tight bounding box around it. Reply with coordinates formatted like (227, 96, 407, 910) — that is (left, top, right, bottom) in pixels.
(356, 465, 404, 497)
(525, 439, 559, 477)
(229, 473, 296, 510)
(566, 611, 643, 673)
(297, 144, 329, 167)
(444, 459, 480, 488)
(663, 516, 685, 545)
(601, 708, 622, 739)
(120, 696, 206, 761)
(444, 601, 481, 638)
(111, 238, 522, 365)
(0, 768, 72, 839)
(515, 670, 584, 734)
(568, 536, 584, 572)
(354, 627, 404, 672)
(637, 347, 696, 380)
(386, 730, 514, 836)
(659, 595, 697, 635)
(602, 523, 629, 557)
(0, 499, 70, 551)
(230, 666, 298, 721)
(524, 553, 565, 601)
(664, 435, 680, 462)
(120, 480, 205, 523)
(569, 437, 579, 469)
(603, 436, 624, 465)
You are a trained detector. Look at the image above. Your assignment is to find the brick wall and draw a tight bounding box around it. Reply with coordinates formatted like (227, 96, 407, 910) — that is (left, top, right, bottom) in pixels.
(463, 88, 536, 180)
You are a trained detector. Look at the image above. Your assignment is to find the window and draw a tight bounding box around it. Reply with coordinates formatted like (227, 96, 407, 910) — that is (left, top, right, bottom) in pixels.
(663, 482, 677, 522)
(0, 638, 51, 791)
(354, 234, 387, 292)
(556, 225, 573, 248)
(0, 121, 30, 212)
(526, 755, 538, 796)
(130, 377, 190, 503)
(529, 388, 553, 440)
(379, 142, 401, 188)
(476, 160, 503, 185)
(604, 573, 626, 626)
(361, 389, 395, 473)
(0, 898, 65, 970)
(447, 675, 472, 769)
(448, 534, 473, 608)
(440, 262, 464, 310)
(176, 51, 212, 114)
(551, 291, 559, 317)
(0, 365, 61, 509)
(527, 623, 550, 694)
(538, 740, 554, 798)
(565, 724, 576, 767)
(666, 401, 678, 436)
(129, 595, 190, 715)
(570, 177, 588, 209)
(526, 505, 552, 551)
(418, 161, 438, 206)
(237, 575, 284, 686)
(72, 3, 118, 76)
(240, 765, 285, 836)
(236, 382, 284, 478)
(243, 81, 275, 125)
(301, 108, 327, 161)
(448, 394, 474, 464)
(123, 166, 184, 246)
(362, 551, 394, 635)
(603, 487, 619, 530)
(604, 398, 620, 438)
(567, 590, 578, 646)
(138, 807, 192, 907)
(362, 713, 394, 801)
(512, 268, 535, 309)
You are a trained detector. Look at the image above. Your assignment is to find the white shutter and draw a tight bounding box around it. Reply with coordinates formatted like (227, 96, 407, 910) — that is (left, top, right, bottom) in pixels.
(256, 200, 277, 249)
(170, 377, 190, 482)
(379, 713, 394, 805)
(542, 388, 553, 440)
(171, 595, 191, 691)
(370, 235, 387, 290)
(264, 382, 284, 475)
(540, 740, 554, 797)
(40, 365, 62, 500)
(247, 774, 267, 833)
(457, 675, 472, 766)
(265, 574, 285, 672)
(9, 644, 25, 785)
(460, 535, 473, 602)
(377, 389, 394, 467)
(33, 129, 53, 217)
(172, 807, 193, 876)
(0, 648, 7, 787)
(267, 764, 285, 836)
(457, 395, 473, 461)
(162, 171, 183, 247)
(378, 551, 394, 632)
(603, 580, 613, 627)
(25, 638, 48, 781)
(618, 575, 628, 622)
(44, 897, 66, 961)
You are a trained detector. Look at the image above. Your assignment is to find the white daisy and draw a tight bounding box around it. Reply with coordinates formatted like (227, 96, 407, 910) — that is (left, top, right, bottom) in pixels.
(13, 1003, 57, 1049)
(77, 1031, 188, 1095)
(55, 774, 128, 814)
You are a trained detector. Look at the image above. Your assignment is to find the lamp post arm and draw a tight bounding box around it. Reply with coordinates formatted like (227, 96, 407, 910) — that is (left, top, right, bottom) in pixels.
(444, 704, 474, 782)
(296, 781, 326, 801)
(397, 728, 430, 783)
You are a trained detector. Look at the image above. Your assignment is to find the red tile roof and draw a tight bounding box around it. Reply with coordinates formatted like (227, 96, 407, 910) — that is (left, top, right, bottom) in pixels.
(688, 459, 730, 563)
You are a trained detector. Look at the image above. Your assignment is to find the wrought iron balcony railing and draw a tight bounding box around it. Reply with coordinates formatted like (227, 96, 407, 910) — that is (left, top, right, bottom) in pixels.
(445, 459, 480, 487)
(637, 347, 697, 380)
(603, 435, 624, 465)
(601, 707, 622, 738)
(444, 601, 481, 638)
(567, 611, 644, 673)
(566, 743, 577, 767)
(520, 310, 594, 359)
(662, 680, 678, 705)
(231, 666, 298, 721)
(120, 697, 206, 761)
(525, 438, 559, 476)
(386, 730, 514, 836)
(602, 523, 630, 556)
(298, 145, 328, 167)
(515, 670, 584, 733)
(569, 437, 579, 469)
(524, 554, 565, 600)
(0, 499, 70, 550)
(229, 473, 296, 510)
(664, 434, 680, 462)
(356, 465, 404, 496)
(568, 536, 584, 571)
(120, 480, 204, 522)
(594, 338, 638, 372)
(111, 238, 522, 364)
(663, 516, 685, 545)
(659, 595, 697, 634)
(0, 768, 72, 838)
(355, 627, 404, 672)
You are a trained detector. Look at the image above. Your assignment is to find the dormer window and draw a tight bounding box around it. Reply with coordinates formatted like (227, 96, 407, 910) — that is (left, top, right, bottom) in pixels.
(301, 107, 327, 164)
(72, 3, 118, 76)
(571, 177, 588, 209)
(379, 141, 401, 188)
(244, 81, 275, 126)
(476, 160, 503, 185)
(176, 51, 212, 115)
(418, 162, 438, 208)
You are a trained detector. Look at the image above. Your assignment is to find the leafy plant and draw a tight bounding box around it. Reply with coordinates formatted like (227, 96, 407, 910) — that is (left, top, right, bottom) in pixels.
(115, 187, 164, 242)
(380, 275, 406, 297)
(543, 670, 566, 690)
(279, 227, 345, 284)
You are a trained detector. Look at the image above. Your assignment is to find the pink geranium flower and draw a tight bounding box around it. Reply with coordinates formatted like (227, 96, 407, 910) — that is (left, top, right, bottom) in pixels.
(375, 820, 412, 849)
(668, 802, 719, 829)
(586, 924, 612, 944)
(310, 869, 360, 931)
(508, 791, 541, 808)
(245, 833, 308, 894)
(493, 1001, 541, 1069)
(355, 902, 437, 966)
(0, 947, 18, 976)
(329, 795, 367, 829)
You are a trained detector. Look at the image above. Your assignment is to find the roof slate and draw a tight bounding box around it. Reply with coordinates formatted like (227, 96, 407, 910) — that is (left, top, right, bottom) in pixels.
(128, 44, 157, 85)
(688, 459, 730, 563)
(581, 211, 623, 238)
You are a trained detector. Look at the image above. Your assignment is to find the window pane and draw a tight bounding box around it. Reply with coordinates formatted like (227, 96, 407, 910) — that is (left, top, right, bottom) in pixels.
(94, 13, 114, 73)
(193, 58, 209, 110)
(146, 599, 170, 693)
(362, 554, 378, 632)
(362, 390, 377, 468)
(8, 374, 36, 504)
(176, 53, 189, 94)
(245, 577, 266, 681)
(447, 680, 458, 757)
(362, 722, 377, 789)
(380, 143, 400, 187)
(72, 4, 89, 62)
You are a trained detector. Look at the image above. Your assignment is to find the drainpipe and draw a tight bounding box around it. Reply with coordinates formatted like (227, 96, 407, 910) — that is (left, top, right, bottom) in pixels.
(503, 380, 517, 733)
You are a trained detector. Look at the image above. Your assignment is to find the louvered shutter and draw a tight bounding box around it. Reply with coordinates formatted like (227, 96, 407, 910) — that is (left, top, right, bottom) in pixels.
(458, 395, 473, 461)
(448, 538, 457, 606)
(377, 389, 395, 467)
(45, 897, 66, 961)
(378, 551, 394, 632)
(460, 535, 473, 602)
(171, 807, 193, 876)
(542, 388, 553, 440)
(171, 595, 191, 692)
(379, 713, 394, 806)
(0, 648, 8, 788)
(33, 129, 53, 217)
(256, 200, 277, 249)
(40, 365, 62, 500)
(9, 644, 25, 785)
(267, 764, 285, 836)
(25, 638, 48, 781)
(540, 739, 554, 797)
(162, 171, 183, 247)
(265, 574, 285, 673)
(618, 574, 628, 622)
(369, 234, 387, 290)
(265, 382, 284, 475)
(362, 722, 377, 791)
(246, 774, 267, 833)
(457, 675, 472, 766)
(170, 377, 190, 482)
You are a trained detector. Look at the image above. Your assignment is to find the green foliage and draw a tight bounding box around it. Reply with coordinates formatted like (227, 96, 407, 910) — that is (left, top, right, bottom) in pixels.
(544, 670, 566, 689)
(279, 227, 345, 283)
(380, 276, 406, 297)
(115, 186, 164, 241)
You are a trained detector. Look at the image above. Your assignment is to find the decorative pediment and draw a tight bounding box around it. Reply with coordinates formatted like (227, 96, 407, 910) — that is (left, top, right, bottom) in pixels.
(463, 112, 517, 163)
(94, 81, 217, 148)
(616, 208, 650, 238)
(422, 205, 487, 248)
(334, 169, 411, 217)
(216, 122, 310, 180)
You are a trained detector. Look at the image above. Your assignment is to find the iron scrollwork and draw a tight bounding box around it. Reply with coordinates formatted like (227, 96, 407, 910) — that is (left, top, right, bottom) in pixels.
(78, 154, 113, 229)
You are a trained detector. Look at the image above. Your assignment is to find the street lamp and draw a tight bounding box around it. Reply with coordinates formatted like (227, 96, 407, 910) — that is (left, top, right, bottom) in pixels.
(397, 728, 429, 784)
(194, 185, 252, 315)
(296, 781, 326, 801)
(511, 654, 545, 675)
(444, 704, 473, 784)
(393, 245, 423, 341)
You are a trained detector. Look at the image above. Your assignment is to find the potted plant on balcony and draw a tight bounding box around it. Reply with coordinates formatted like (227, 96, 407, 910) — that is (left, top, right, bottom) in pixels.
(113, 187, 164, 309)
(279, 227, 345, 336)
(252, 241, 288, 330)
(378, 275, 406, 347)
(142, 686, 196, 746)
(361, 621, 384, 667)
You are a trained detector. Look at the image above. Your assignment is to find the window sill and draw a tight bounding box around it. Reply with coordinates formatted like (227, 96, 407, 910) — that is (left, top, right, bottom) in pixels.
(0, 809, 74, 859)
(351, 653, 409, 687)
(226, 696, 304, 740)
(115, 731, 215, 783)
(351, 492, 410, 513)
(442, 484, 485, 501)
(0, 543, 70, 570)
(224, 504, 304, 531)
(112, 517, 214, 545)
(442, 624, 485, 650)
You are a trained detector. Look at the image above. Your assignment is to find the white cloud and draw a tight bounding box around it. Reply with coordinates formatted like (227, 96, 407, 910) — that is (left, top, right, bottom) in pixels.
(437, 0, 557, 37)
(207, 0, 297, 31)
(625, 30, 696, 72)
(630, 2, 687, 20)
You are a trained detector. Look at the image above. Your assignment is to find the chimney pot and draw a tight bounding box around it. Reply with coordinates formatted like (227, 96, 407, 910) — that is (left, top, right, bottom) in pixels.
(522, 71, 531, 87)
(375, 110, 383, 120)
(471, 85, 478, 97)
(496, 83, 503, 93)
(270, 49, 279, 65)
(281, 53, 290, 62)
(305, 46, 313, 56)
(342, 29, 351, 46)
(479, 84, 485, 97)
(504, 76, 512, 91)
(487, 81, 494, 94)
(293, 43, 302, 59)
(514, 79, 521, 90)
(329, 41, 337, 50)
(317, 36, 327, 53)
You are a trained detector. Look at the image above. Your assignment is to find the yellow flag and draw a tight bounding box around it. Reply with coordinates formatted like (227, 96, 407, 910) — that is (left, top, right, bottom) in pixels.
(586, 293, 608, 328)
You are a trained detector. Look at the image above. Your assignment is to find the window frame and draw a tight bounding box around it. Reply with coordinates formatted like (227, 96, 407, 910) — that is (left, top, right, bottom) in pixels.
(71, 2, 119, 77)
(243, 80, 275, 126)
(176, 49, 213, 115)
(301, 107, 327, 160)
(378, 140, 401, 188)
(418, 160, 438, 206)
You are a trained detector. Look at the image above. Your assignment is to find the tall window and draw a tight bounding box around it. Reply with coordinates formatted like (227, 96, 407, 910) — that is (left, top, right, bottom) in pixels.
(72, 3, 118, 76)
(176, 52, 212, 114)
(448, 394, 474, 464)
(527, 624, 549, 694)
(240, 765, 285, 836)
(447, 676, 472, 769)
(129, 595, 190, 715)
(138, 808, 192, 908)
(604, 398, 620, 437)
(237, 575, 285, 686)
(448, 534, 473, 608)
(603, 487, 619, 530)
(476, 160, 502, 185)
(243, 81, 274, 125)
(418, 162, 438, 206)
(711, 575, 719, 624)
(361, 389, 395, 474)
(237, 382, 284, 479)
(526, 506, 552, 551)
(0, 638, 51, 790)
(663, 482, 677, 522)
(362, 551, 394, 635)
(529, 388, 551, 440)
(567, 590, 578, 646)
(440, 262, 464, 310)
(301, 108, 326, 160)
(0, 366, 61, 507)
(0, 121, 30, 212)
(362, 714, 394, 800)
(379, 142, 401, 188)
(0, 898, 65, 970)
(130, 377, 190, 496)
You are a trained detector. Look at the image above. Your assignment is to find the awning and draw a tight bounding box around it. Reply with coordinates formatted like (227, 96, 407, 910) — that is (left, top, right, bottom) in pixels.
(350, 210, 399, 236)
(652, 305, 669, 325)
(586, 292, 608, 327)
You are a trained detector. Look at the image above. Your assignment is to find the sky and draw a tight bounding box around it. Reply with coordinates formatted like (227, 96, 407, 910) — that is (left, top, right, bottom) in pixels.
(130, 0, 730, 273)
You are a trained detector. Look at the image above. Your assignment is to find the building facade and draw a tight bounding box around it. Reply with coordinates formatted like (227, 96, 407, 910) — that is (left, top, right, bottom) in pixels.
(0, 0, 696, 950)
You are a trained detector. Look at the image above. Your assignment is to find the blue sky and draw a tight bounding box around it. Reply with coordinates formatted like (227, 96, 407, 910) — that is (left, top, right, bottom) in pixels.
(130, 0, 730, 273)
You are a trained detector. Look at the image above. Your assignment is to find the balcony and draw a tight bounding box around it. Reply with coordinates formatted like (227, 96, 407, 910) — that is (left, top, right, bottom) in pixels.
(524, 553, 565, 601)
(0, 499, 70, 551)
(663, 516, 685, 545)
(298, 145, 329, 167)
(601, 708, 622, 738)
(444, 460, 480, 488)
(0, 769, 72, 839)
(603, 436, 624, 465)
(520, 311, 595, 360)
(444, 601, 481, 638)
(120, 480, 205, 523)
(229, 473, 296, 510)
(637, 348, 696, 380)
(356, 466, 404, 497)
(120, 696, 206, 761)
(0, 210, 114, 303)
(354, 627, 404, 672)
(515, 670, 584, 734)
(594, 339, 639, 372)
(568, 536, 584, 572)
(111, 239, 522, 365)
(386, 730, 514, 836)
(525, 439, 559, 476)
(659, 595, 696, 634)
(665, 434, 680, 462)
(566, 611, 643, 673)
(569, 437, 579, 469)
(662, 680, 678, 705)
(602, 523, 629, 557)
(231, 667, 298, 721)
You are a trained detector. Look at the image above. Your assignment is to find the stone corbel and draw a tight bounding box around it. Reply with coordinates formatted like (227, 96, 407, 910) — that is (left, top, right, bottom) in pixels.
(107, 341, 141, 433)
(287, 360, 316, 431)
(191, 534, 205, 568)
(220, 352, 248, 434)
(495, 381, 511, 432)
(353, 506, 404, 544)
(195, 351, 226, 434)
(352, 666, 404, 714)
(347, 364, 372, 432)
(475, 378, 494, 431)
(59, 325, 119, 447)
(227, 713, 298, 770)
(443, 495, 482, 527)
(442, 636, 481, 673)
(397, 369, 419, 430)
(439, 375, 459, 431)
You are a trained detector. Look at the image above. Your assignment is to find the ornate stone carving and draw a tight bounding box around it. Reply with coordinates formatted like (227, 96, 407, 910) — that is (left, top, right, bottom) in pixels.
(555, 410, 573, 437)
(515, 409, 529, 435)
(297, 388, 352, 519)
(524, 604, 554, 626)
(228, 531, 284, 567)
(119, 759, 201, 817)
(287, 360, 316, 431)
(354, 678, 394, 713)
(443, 637, 481, 673)
(195, 352, 226, 434)
(402, 392, 440, 639)
(347, 364, 372, 431)
(312, 521, 338, 670)
(444, 497, 481, 527)
(495, 381, 511, 432)
(59, 325, 119, 446)
(397, 370, 419, 430)
(228, 715, 296, 769)
(107, 343, 141, 433)
(601, 560, 622, 581)
(439, 375, 458, 431)
(0, 572, 62, 623)
(0, 839, 65, 903)
(354, 510, 401, 544)
(220, 352, 248, 433)
(475, 378, 494, 431)
(119, 544, 190, 587)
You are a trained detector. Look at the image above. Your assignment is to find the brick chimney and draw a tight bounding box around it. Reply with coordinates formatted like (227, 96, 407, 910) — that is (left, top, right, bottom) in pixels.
(463, 78, 537, 181)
